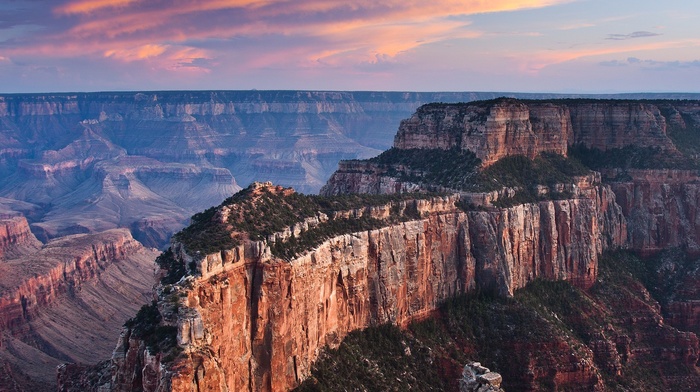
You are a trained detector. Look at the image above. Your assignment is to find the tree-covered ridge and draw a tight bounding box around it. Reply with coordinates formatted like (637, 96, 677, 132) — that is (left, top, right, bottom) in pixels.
(172, 183, 444, 260)
(124, 301, 180, 363)
(568, 144, 699, 172)
(361, 147, 590, 199)
(366, 147, 482, 190)
(270, 201, 423, 261)
(477, 152, 590, 191)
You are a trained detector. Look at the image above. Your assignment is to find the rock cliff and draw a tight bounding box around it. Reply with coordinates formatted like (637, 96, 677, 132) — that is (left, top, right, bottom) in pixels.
(0, 216, 41, 260)
(93, 176, 624, 391)
(391, 99, 697, 167)
(606, 169, 700, 254)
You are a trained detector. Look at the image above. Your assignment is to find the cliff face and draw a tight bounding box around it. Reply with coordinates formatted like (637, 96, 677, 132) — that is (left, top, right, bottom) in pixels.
(102, 178, 625, 392)
(607, 169, 700, 254)
(59, 98, 700, 392)
(567, 102, 681, 151)
(392, 99, 696, 166)
(296, 252, 700, 391)
(394, 101, 572, 165)
(0, 216, 41, 260)
(0, 229, 144, 332)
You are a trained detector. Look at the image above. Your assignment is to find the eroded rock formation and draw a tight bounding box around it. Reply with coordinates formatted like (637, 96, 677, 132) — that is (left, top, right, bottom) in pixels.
(98, 175, 625, 392)
(392, 99, 699, 166)
(0, 216, 41, 260)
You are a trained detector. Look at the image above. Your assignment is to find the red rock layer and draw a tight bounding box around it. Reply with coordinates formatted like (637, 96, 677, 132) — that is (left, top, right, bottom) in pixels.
(608, 169, 700, 254)
(0, 229, 142, 333)
(664, 263, 700, 336)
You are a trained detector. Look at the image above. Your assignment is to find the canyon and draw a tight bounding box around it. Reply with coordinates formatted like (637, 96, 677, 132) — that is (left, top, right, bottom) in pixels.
(62, 98, 700, 391)
(3, 90, 519, 390)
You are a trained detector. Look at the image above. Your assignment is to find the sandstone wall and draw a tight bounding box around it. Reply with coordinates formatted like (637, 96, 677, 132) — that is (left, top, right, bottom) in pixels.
(607, 169, 700, 254)
(392, 100, 699, 166)
(394, 101, 572, 165)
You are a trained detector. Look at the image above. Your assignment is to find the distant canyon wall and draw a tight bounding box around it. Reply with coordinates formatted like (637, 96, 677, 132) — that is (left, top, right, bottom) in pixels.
(394, 99, 699, 165)
(0, 91, 532, 250)
(2, 94, 699, 250)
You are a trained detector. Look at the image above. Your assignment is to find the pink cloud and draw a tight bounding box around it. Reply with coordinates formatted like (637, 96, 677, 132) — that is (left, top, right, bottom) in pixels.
(54, 0, 139, 15)
(16, 0, 571, 70)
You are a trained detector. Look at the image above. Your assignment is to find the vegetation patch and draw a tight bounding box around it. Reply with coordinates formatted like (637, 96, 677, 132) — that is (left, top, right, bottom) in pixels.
(366, 147, 482, 190)
(223, 184, 440, 242)
(296, 324, 448, 392)
(172, 206, 239, 255)
(364, 148, 589, 203)
(661, 108, 700, 159)
(476, 152, 589, 191)
(568, 144, 697, 171)
(155, 248, 186, 285)
(171, 183, 443, 262)
(270, 201, 422, 260)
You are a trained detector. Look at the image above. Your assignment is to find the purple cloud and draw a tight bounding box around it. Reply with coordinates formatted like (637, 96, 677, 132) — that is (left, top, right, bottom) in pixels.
(606, 31, 661, 40)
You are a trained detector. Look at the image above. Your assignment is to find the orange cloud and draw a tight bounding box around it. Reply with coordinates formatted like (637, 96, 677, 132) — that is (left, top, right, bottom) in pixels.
(55, 0, 139, 15)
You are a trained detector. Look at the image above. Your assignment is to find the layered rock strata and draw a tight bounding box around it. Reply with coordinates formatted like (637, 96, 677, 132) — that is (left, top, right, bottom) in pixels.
(607, 169, 700, 254)
(0, 216, 41, 260)
(61, 98, 700, 392)
(0, 229, 146, 332)
(392, 99, 698, 166)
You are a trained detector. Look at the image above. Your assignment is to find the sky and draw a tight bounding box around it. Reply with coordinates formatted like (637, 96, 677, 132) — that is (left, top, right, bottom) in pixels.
(0, 0, 698, 93)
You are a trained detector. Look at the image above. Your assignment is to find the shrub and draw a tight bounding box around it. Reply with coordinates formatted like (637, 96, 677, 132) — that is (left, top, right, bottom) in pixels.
(173, 206, 239, 255)
(174, 183, 444, 259)
(155, 248, 186, 285)
(124, 302, 180, 360)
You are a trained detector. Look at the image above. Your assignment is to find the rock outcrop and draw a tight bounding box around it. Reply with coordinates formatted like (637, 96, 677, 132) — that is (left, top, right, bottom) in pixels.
(394, 100, 572, 165)
(0, 229, 145, 332)
(99, 176, 625, 391)
(0, 216, 41, 260)
(459, 362, 504, 392)
(607, 169, 700, 254)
